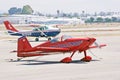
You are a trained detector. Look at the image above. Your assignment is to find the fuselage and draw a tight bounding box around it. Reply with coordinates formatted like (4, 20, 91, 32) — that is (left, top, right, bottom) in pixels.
(8, 25, 61, 37)
(31, 37, 96, 52)
(8, 29, 60, 37)
(17, 35, 96, 57)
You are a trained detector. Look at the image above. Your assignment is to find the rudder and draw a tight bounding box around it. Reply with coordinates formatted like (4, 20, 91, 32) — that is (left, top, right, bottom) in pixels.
(17, 36, 32, 57)
(3, 21, 18, 32)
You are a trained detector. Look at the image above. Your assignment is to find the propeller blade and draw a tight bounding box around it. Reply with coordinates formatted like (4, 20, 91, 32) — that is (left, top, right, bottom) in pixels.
(94, 41, 101, 48)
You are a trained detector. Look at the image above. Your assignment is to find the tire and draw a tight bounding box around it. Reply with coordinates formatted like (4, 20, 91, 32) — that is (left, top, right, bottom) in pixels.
(35, 38, 39, 41)
(48, 37, 51, 41)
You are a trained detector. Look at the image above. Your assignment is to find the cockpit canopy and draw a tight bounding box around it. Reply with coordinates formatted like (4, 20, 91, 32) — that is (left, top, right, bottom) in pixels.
(50, 35, 72, 43)
(33, 25, 49, 31)
(33, 25, 57, 31)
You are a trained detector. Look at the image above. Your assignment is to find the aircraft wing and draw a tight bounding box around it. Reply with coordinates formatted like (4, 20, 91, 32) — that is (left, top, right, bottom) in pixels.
(11, 47, 70, 53)
(37, 47, 70, 52)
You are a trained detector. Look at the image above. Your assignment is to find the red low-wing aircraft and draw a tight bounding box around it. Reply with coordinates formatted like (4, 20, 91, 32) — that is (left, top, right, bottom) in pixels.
(16, 35, 106, 63)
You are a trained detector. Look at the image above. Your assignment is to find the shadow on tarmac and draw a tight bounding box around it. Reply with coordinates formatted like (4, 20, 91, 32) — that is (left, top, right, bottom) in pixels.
(9, 59, 100, 65)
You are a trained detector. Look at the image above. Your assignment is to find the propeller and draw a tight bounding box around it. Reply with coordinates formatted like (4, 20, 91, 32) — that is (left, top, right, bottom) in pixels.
(94, 41, 106, 49)
(88, 41, 105, 60)
(94, 41, 101, 48)
(88, 49, 102, 60)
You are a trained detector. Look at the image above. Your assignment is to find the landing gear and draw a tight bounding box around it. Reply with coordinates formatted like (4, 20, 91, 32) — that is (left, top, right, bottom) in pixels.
(81, 56, 92, 62)
(48, 37, 51, 41)
(60, 51, 76, 63)
(9, 57, 24, 62)
(81, 51, 92, 62)
(60, 57, 72, 63)
(35, 37, 51, 41)
(35, 38, 39, 41)
(17, 58, 23, 61)
(60, 50, 92, 63)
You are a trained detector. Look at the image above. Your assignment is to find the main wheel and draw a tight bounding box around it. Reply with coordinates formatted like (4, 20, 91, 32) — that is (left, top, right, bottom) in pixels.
(35, 38, 39, 41)
(48, 37, 51, 41)
(81, 56, 92, 62)
(60, 57, 72, 63)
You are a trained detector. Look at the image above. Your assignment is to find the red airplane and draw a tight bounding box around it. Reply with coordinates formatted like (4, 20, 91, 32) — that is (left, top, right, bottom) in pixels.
(15, 35, 106, 63)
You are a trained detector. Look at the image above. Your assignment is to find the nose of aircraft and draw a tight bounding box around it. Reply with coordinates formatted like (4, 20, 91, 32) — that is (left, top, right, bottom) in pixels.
(88, 37, 96, 46)
(51, 27, 61, 36)
(58, 28, 61, 33)
(55, 28, 61, 35)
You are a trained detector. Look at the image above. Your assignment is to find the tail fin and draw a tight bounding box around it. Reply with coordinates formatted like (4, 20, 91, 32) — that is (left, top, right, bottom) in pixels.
(17, 36, 32, 57)
(3, 21, 18, 32)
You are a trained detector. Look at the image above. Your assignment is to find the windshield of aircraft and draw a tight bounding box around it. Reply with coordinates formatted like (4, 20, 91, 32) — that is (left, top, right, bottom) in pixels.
(33, 26, 49, 31)
(50, 35, 72, 43)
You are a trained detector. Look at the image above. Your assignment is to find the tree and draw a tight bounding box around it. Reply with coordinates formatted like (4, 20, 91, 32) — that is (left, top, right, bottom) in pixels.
(96, 17, 103, 22)
(8, 7, 18, 15)
(8, 7, 22, 15)
(73, 12, 79, 18)
(17, 8, 22, 14)
(104, 18, 111, 22)
(22, 5, 33, 14)
(89, 17, 94, 23)
(111, 17, 117, 22)
(85, 17, 94, 23)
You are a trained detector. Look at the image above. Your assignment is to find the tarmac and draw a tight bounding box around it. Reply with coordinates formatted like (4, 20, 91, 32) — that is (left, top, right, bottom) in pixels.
(0, 25, 120, 80)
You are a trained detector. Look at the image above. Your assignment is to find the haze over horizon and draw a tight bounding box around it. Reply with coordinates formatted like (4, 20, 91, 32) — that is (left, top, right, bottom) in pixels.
(0, 0, 120, 14)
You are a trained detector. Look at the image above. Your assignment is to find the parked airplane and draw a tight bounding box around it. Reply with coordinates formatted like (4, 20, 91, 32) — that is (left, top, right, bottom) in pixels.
(3, 21, 61, 41)
(13, 35, 106, 63)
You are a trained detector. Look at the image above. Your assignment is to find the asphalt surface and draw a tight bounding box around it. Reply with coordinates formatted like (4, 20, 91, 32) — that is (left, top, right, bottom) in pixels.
(0, 26, 120, 80)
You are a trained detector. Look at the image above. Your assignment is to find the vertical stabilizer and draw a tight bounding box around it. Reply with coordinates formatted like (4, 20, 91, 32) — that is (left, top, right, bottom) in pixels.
(4, 21, 18, 32)
(17, 36, 32, 57)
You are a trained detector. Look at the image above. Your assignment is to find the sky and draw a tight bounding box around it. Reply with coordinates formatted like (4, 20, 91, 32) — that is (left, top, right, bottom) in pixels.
(0, 0, 120, 14)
